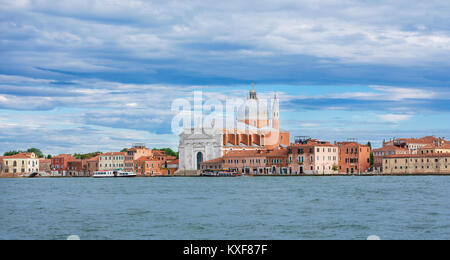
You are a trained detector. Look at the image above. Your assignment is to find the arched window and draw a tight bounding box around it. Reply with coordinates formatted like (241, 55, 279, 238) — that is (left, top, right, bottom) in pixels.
(197, 152, 203, 170)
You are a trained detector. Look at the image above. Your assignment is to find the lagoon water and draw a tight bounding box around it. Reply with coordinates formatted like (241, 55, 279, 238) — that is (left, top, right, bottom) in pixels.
(0, 176, 449, 240)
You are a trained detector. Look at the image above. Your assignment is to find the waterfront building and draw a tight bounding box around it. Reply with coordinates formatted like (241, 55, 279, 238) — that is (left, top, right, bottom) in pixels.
(39, 159, 52, 174)
(373, 146, 409, 172)
(0, 156, 4, 175)
(382, 153, 450, 174)
(99, 152, 126, 171)
(1, 153, 39, 177)
(417, 143, 450, 155)
(134, 156, 161, 176)
(289, 139, 339, 175)
(133, 150, 178, 176)
(336, 142, 371, 174)
(162, 159, 179, 176)
(201, 148, 290, 175)
(383, 136, 446, 154)
(124, 144, 153, 172)
(179, 86, 290, 172)
(86, 156, 100, 176)
(51, 154, 77, 176)
(67, 160, 89, 177)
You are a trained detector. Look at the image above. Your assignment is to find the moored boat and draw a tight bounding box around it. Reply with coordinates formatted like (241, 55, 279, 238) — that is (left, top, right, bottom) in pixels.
(93, 170, 137, 178)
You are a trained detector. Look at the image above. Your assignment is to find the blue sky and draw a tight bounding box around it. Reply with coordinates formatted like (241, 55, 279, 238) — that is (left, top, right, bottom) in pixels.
(1, 0, 450, 155)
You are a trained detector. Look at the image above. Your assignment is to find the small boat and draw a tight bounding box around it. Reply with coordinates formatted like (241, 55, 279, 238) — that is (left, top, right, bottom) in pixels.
(93, 170, 137, 178)
(200, 170, 240, 177)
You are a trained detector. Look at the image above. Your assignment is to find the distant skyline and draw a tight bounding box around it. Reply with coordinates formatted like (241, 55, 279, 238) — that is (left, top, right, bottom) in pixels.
(1, 0, 450, 155)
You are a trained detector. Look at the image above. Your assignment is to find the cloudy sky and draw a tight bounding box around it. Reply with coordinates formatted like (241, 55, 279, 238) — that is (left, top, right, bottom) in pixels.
(1, 0, 450, 155)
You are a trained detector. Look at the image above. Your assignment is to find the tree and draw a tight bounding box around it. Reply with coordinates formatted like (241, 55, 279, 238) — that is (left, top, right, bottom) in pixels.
(4, 148, 44, 158)
(26, 148, 44, 158)
(332, 164, 339, 172)
(46, 155, 52, 159)
(120, 148, 128, 153)
(4, 150, 20, 156)
(73, 152, 102, 160)
(370, 152, 374, 167)
(367, 142, 372, 149)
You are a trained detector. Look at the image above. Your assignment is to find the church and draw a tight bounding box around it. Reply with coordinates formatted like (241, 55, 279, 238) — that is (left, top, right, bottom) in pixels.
(178, 86, 290, 172)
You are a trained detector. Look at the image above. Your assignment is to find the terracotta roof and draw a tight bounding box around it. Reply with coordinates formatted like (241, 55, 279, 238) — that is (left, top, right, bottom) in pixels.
(87, 156, 100, 162)
(39, 159, 51, 163)
(373, 146, 409, 152)
(152, 150, 167, 156)
(290, 142, 336, 147)
(396, 136, 442, 144)
(3, 153, 35, 159)
(224, 148, 289, 158)
(385, 153, 450, 158)
(100, 152, 126, 156)
(336, 142, 370, 147)
(54, 154, 74, 158)
(167, 159, 179, 165)
(135, 156, 163, 162)
(420, 143, 450, 149)
(201, 158, 224, 164)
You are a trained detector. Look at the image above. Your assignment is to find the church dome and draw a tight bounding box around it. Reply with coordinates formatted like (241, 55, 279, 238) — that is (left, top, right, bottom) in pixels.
(237, 86, 269, 127)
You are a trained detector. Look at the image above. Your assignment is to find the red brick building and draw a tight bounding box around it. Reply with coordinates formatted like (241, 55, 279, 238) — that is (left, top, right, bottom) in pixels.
(51, 154, 77, 176)
(86, 156, 100, 176)
(39, 159, 52, 174)
(336, 142, 371, 174)
(67, 160, 89, 177)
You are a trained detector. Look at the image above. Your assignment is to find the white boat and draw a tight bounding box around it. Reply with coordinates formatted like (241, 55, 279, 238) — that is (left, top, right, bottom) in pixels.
(93, 170, 137, 178)
(115, 171, 137, 178)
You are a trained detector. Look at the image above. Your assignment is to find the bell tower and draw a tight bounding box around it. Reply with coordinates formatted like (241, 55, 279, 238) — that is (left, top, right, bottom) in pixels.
(272, 93, 279, 130)
(249, 82, 258, 100)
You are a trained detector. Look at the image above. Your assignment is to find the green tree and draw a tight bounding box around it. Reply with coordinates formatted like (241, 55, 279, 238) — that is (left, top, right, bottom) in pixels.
(120, 148, 128, 153)
(332, 164, 339, 172)
(4, 148, 44, 158)
(26, 148, 44, 158)
(4, 150, 20, 156)
(370, 152, 374, 167)
(73, 152, 102, 160)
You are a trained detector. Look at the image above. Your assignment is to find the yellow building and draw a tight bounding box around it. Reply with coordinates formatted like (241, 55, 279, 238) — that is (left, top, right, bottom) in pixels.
(0, 153, 39, 177)
(418, 144, 450, 155)
(99, 152, 126, 171)
(383, 153, 450, 174)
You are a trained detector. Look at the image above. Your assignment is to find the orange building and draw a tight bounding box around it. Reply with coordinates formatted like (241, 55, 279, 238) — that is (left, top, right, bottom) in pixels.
(133, 150, 178, 176)
(201, 148, 290, 175)
(51, 154, 77, 176)
(289, 139, 339, 175)
(336, 142, 371, 174)
(124, 144, 153, 172)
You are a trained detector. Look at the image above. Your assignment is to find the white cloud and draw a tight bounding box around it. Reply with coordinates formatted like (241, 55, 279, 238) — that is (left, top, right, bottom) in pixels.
(377, 114, 413, 123)
(299, 123, 321, 128)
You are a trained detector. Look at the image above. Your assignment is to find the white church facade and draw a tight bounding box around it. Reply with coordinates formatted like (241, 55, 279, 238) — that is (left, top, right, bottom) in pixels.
(178, 86, 290, 172)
